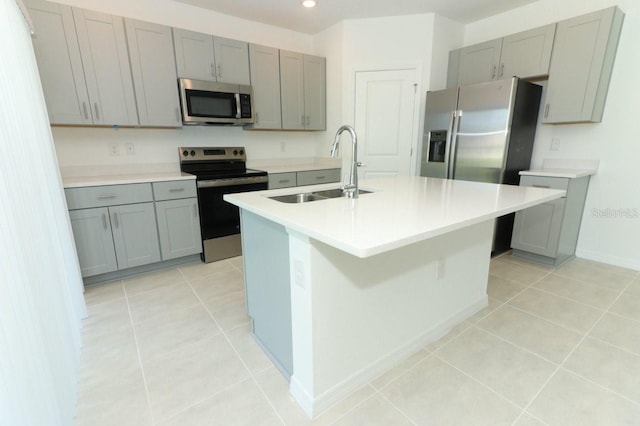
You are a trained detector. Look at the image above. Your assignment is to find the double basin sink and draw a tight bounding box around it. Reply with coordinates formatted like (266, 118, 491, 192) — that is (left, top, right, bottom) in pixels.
(270, 188, 371, 204)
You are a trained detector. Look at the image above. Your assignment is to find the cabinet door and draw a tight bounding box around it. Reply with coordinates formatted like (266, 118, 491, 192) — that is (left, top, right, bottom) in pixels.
(73, 9, 138, 126)
(248, 44, 282, 129)
(26, 0, 91, 125)
(68, 207, 117, 277)
(458, 39, 503, 86)
(110, 203, 161, 269)
(155, 198, 202, 260)
(296, 169, 340, 186)
(543, 7, 624, 123)
(303, 55, 326, 130)
(213, 36, 251, 85)
(511, 198, 566, 257)
(500, 24, 556, 80)
(172, 28, 216, 81)
(125, 19, 182, 127)
(268, 172, 296, 189)
(279, 50, 305, 130)
(446, 49, 461, 88)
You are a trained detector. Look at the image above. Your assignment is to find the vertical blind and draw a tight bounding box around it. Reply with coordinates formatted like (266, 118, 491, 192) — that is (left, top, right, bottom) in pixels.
(0, 1, 86, 425)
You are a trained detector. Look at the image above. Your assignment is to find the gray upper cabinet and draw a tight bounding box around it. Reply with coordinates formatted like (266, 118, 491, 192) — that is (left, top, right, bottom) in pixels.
(73, 9, 138, 126)
(125, 19, 182, 127)
(172, 28, 215, 81)
(500, 24, 556, 81)
(457, 39, 503, 86)
(542, 7, 624, 124)
(280, 50, 326, 130)
(248, 44, 282, 129)
(173, 29, 250, 85)
(27, 0, 90, 125)
(27, 0, 137, 126)
(452, 23, 556, 87)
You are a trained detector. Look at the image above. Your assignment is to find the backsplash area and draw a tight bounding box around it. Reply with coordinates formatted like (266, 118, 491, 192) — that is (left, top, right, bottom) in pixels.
(52, 125, 326, 167)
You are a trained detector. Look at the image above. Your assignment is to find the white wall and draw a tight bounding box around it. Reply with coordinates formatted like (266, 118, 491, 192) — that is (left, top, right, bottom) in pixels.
(464, 0, 640, 270)
(1, 1, 86, 424)
(48, 0, 326, 168)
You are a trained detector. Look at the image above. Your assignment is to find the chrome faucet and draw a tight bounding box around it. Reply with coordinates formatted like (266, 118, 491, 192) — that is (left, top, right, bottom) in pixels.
(330, 124, 359, 199)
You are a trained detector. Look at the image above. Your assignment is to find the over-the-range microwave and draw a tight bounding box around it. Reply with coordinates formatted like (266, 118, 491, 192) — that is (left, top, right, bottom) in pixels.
(178, 78, 254, 125)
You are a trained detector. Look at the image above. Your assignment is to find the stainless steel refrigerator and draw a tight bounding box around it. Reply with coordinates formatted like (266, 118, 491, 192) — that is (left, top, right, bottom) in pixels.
(420, 77, 542, 253)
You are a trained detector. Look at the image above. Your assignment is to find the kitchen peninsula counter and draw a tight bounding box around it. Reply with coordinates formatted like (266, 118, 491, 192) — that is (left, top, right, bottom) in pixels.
(224, 176, 564, 419)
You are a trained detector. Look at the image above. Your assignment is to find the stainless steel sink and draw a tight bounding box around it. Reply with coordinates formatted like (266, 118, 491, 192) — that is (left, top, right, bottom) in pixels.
(269, 189, 372, 204)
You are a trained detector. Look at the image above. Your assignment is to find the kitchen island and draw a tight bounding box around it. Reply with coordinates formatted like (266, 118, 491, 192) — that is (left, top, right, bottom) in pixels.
(224, 175, 564, 418)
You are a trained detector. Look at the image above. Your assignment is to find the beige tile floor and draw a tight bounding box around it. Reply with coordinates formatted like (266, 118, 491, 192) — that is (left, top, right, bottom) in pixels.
(76, 253, 640, 426)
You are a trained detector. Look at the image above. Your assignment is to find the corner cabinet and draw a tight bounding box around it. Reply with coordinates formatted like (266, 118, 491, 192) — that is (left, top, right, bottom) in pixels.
(280, 51, 326, 130)
(542, 7, 624, 124)
(511, 174, 591, 266)
(247, 44, 282, 129)
(125, 19, 182, 127)
(172, 28, 251, 85)
(26, 0, 137, 126)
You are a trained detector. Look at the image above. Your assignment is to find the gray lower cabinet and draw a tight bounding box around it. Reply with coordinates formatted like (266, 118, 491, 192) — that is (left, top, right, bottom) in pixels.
(511, 174, 590, 266)
(155, 198, 201, 260)
(268, 172, 297, 189)
(267, 169, 340, 189)
(68, 202, 160, 277)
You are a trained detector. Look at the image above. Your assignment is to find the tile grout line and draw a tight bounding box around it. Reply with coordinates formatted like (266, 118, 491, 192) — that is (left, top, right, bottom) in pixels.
(510, 272, 640, 424)
(121, 279, 157, 426)
(177, 266, 287, 426)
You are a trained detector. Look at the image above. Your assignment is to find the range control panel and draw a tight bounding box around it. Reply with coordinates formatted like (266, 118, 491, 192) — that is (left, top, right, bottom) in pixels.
(178, 147, 246, 163)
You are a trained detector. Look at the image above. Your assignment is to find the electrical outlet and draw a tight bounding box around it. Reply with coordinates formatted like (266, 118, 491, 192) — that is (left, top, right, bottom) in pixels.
(125, 142, 135, 155)
(109, 143, 120, 156)
(550, 137, 560, 151)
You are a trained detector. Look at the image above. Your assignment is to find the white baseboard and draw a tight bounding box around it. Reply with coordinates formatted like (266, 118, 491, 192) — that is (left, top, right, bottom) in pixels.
(289, 296, 488, 419)
(575, 248, 640, 271)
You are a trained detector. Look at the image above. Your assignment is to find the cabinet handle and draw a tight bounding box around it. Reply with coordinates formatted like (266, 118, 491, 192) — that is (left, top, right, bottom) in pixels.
(316, 176, 326, 180)
(193, 203, 198, 218)
(94, 103, 100, 121)
(82, 102, 89, 120)
(113, 212, 119, 228)
(544, 104, 550, 118)
(306, 115, 310, 127)
(102, 213, 108, 230)
(97, 195, 116, 200)
(255, 112, 259, 125)
(499, 63, 504, 78)
(532, 184, 551, 188)
(176, 107, 181, 123)
(491, 65, 497, 79)
(210, 63, 216, 78)
(301, 115, 305, 127)
(217, 64, 222, 79)
(278, 179, 290, 184)
(169, 188, 185, 192)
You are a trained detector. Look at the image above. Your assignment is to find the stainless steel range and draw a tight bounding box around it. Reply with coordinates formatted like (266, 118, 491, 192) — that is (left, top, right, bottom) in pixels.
(179, 147, 268, 263)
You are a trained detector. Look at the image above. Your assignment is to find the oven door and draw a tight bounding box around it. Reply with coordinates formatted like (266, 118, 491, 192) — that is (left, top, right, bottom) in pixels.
(197, 179, 268, 240)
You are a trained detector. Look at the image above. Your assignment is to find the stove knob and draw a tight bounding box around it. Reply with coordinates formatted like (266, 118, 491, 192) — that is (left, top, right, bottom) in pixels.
(239, 149, 245, 155)
(190, 150, 196, 156)
(233, 149, 239, 155)
(182, 150, 189, 157)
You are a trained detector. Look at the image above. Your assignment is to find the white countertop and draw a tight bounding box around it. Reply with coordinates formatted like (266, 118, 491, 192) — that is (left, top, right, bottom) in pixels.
(224, 176, 565, 258)
(519, 168, 596, 179)
(60, 163, 195, 188)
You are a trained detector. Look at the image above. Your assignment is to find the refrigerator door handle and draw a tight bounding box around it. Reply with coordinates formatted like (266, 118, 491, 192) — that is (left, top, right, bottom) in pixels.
(447, 110, 461, 179)
(443, 110, 456, 179)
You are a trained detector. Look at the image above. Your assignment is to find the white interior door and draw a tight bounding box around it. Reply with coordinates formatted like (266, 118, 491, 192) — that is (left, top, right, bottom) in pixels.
(354, 69, 419, 179)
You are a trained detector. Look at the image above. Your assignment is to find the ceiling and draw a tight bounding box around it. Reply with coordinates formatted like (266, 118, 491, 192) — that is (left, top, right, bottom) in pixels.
(174, 0, 541, 34)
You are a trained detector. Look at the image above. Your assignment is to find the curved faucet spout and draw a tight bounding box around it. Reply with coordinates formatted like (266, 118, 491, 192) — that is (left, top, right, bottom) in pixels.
(330, 124, 359, 199)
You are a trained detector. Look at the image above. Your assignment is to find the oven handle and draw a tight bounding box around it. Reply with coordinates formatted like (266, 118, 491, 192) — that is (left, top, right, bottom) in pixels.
(197, 175, 268, 188)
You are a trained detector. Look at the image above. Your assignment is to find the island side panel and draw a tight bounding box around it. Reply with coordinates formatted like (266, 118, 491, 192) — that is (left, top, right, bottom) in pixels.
(289, 220, 493, 417)
(240, 210, 293, 377)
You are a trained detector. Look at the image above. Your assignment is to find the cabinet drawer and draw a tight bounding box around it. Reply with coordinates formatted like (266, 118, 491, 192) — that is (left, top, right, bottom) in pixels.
(268, 172, 297, 189)
(296, 169, 340, 186)
(65, 183, 153, 209)
(153, 180, 197, 201)
(520, 175, 569, 192)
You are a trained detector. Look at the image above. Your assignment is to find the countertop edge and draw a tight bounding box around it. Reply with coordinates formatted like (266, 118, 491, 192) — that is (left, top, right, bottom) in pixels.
(62, 172, 196, 188)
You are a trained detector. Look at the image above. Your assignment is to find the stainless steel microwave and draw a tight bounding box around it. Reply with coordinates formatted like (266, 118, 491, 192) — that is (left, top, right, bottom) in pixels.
(178, 78, 254, 125)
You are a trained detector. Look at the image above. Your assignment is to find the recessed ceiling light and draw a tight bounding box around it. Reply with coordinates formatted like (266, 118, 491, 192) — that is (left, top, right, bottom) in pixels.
(302, 0, 316, 8)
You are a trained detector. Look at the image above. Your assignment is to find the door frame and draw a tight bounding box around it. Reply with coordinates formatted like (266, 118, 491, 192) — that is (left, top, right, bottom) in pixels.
(347, 64, 423, 176)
